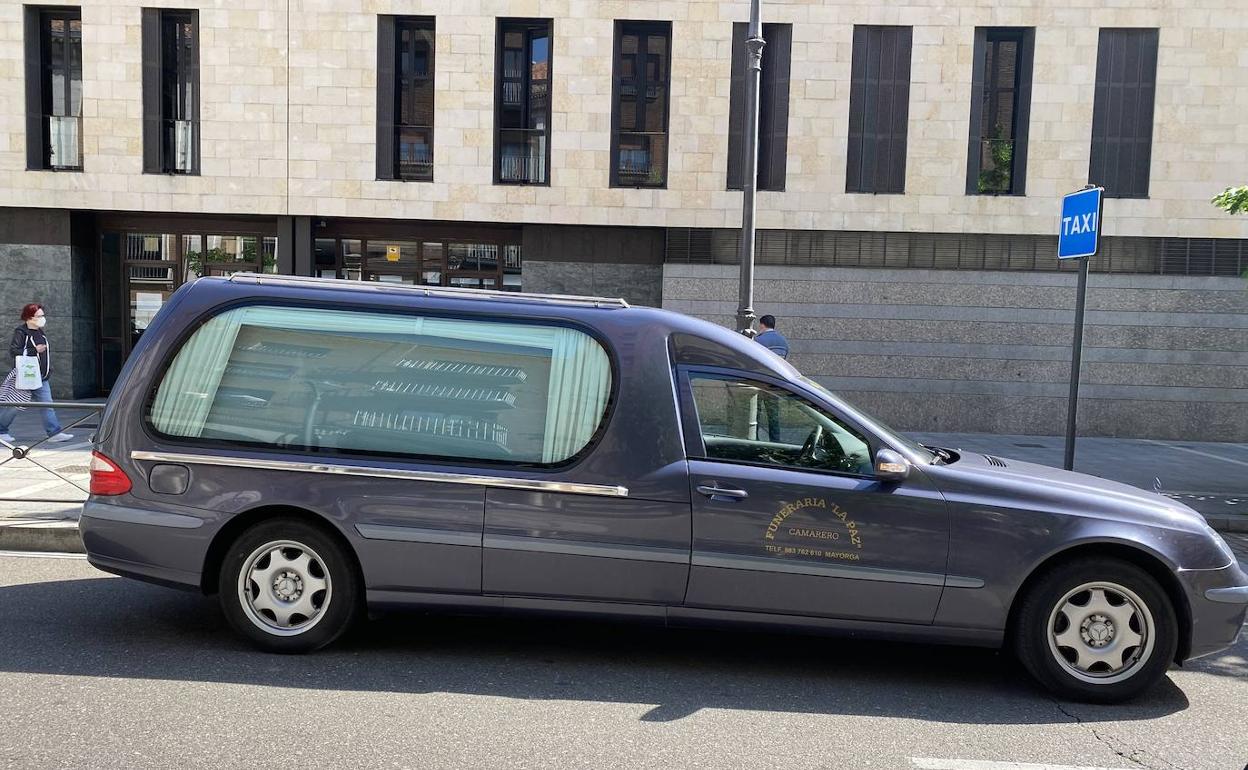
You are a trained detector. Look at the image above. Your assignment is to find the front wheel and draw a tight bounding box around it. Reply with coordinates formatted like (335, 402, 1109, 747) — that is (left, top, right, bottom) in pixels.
(1012, 558, 1178, 703)
(218, 518, 362, 653)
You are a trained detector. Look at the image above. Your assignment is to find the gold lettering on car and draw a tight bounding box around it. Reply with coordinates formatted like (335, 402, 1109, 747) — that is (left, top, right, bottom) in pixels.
(763, 497, 864, 559)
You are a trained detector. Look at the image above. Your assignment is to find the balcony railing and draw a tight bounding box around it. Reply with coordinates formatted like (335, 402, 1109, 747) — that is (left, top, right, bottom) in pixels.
(614, 132, 667, 187)
(396, 125, 434, 181)
(164, 118, 196, 174)
(46, 115, 82, 170)
(497, 130, 547, 184)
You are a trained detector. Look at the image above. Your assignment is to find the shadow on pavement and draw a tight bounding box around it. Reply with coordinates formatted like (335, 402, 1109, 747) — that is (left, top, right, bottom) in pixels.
(0, 574, 1217, 724)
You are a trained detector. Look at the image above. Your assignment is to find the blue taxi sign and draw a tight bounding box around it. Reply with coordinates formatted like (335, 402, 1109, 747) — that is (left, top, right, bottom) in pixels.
(1058, 186, 1104, 260)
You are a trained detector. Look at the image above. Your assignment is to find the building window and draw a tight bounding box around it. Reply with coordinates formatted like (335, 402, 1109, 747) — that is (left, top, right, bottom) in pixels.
(377, 16, 435, 181)
(495, 19, 552, 185)
(727, 23, 792, 192)
(846, 25, 912, 194)
(1090, 29, 1158, 199)
(611, 21, 671, 188)
(24, 7, 83, 171)
(966, 28, 1033, 196)
(142, 9, 199, 175)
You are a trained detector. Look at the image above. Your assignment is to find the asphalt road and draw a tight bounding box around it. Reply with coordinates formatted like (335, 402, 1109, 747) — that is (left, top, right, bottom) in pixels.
(0, 555, 1245, 770)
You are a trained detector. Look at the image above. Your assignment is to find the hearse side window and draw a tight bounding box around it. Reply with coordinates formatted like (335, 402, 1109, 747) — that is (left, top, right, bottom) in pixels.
(148, 305, 612, 464)
(688, 374, 872, 475)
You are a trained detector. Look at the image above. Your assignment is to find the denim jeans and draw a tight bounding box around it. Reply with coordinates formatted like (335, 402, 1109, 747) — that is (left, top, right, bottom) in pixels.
(0, 379, 63, 437)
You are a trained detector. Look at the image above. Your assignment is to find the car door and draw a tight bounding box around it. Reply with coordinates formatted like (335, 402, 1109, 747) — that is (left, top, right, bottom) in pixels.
(679, 369, 950, 624)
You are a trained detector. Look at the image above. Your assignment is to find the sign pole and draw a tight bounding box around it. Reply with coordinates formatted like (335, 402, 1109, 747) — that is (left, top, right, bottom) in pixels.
(1057, 184, 1103, 472)
(1062, 255, 1089, 471)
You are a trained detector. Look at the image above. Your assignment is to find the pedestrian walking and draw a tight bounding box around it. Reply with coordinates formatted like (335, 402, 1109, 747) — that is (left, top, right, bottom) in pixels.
(0, 303, 74, 444)
(753, 314, 790, 442)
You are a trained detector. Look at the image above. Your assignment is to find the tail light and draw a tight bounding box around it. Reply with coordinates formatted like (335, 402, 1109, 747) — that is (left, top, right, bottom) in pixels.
(89, 450, 132, 496)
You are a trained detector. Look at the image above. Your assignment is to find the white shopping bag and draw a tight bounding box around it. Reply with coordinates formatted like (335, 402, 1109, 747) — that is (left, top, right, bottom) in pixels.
(15, 338, 41, 390)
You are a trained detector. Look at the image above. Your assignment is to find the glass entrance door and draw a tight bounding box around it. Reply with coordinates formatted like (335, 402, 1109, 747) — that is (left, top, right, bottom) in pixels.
(98, 227, 278, 392)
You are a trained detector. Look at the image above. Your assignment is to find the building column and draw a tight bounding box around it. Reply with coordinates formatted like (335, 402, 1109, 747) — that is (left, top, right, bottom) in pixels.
(277, 215, 314, 276)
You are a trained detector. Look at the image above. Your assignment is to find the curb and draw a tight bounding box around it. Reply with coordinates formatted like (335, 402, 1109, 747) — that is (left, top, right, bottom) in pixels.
(0, 522, 84, 554)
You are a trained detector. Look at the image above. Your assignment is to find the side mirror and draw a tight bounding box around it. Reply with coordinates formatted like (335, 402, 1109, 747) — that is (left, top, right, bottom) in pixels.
(874, 448, 909, 482)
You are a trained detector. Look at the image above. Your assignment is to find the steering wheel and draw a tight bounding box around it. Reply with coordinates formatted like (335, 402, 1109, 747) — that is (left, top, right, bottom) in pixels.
(798, 424, 826, 466)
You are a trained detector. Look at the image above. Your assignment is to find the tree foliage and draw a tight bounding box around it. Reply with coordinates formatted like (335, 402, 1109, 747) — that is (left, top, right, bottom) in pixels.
(1211, 185, 1248, 215)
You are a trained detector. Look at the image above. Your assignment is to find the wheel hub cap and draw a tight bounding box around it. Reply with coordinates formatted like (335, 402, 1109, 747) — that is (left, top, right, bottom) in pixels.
(272, 570, 304, 601)
(1046, 581, 1154, 684)
(1080, 614, 1115, 647)
(237, 540, 333, 636)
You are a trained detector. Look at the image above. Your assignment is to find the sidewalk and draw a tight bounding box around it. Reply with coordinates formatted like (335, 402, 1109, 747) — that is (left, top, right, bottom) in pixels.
(0, 401, 98, 552)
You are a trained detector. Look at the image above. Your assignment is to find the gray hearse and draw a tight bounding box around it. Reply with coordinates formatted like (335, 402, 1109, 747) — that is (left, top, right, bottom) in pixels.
(80, 274, 1247, 702)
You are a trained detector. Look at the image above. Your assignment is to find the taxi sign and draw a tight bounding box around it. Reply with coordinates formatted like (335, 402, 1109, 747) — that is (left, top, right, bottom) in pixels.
(1058, 186, 1103, 260)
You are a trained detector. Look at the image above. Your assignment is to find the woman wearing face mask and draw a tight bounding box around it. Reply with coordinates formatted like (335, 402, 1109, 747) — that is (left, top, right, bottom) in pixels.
(0, 303, 74, 444)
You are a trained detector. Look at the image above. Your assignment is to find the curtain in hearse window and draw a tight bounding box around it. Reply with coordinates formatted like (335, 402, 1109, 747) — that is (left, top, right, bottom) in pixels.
(149, 306, 612, 464)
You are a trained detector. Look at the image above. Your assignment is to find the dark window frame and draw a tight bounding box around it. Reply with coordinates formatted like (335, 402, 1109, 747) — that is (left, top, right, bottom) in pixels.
(25, 5, 83, 171)
(845, 25, 912, 195)
(1089, 28, 1159, 199)
(966, 27, 1033, 196)
(493, 18, 553, 186)
(377, 15, 436, 182)
(142, 8, 200, 175)
(610, 20, 672, 189)
(727, 22, 792, 192)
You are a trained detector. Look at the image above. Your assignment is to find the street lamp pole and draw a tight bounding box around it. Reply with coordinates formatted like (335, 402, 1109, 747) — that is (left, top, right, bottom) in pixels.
(735, 0, 765, 336)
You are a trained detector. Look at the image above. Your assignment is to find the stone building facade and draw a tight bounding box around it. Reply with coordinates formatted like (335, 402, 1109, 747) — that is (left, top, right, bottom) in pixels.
(0, 0, 1245, 438)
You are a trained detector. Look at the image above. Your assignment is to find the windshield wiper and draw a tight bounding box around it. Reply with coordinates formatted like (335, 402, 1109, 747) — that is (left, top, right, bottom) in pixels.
(919, 444, 952, 465)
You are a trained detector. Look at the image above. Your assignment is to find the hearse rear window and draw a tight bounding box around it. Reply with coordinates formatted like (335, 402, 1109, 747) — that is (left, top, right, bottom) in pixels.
(148, 305, 612, 464)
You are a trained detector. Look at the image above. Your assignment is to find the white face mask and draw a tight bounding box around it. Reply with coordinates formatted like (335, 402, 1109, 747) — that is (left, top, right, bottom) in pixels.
(33, 317, 46, 329)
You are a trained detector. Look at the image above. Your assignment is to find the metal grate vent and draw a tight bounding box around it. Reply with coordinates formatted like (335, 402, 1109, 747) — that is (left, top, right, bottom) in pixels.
(983, 454, 1008, 468)
(665, 229, 1248, 276)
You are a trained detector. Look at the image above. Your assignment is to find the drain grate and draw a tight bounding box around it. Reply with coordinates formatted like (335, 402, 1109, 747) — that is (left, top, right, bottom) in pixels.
(1013, 443, 1046, 448)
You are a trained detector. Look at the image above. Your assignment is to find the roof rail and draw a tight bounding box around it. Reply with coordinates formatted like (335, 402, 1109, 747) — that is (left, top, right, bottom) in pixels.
(224, 273, 631, 309)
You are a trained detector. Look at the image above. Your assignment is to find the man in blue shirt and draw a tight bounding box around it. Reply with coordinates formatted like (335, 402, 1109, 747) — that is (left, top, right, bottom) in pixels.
(753, 315, 789, 442)
(755, 315, 789, 359)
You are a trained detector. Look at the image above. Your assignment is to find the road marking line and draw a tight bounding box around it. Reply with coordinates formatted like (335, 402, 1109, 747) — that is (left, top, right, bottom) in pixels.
(912, 759, 1134, 770)
(0, 550, 87, 560)
(1144, 439, 1248, 469)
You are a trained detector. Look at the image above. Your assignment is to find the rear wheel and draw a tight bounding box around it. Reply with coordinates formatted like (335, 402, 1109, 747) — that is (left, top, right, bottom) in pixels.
(1013, 558, 1177, 703)
(218, 518, 361, 653)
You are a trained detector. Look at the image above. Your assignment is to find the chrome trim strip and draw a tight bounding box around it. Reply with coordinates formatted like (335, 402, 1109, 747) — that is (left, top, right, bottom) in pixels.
(81, 501, 205, 529)
(485, 534, 689, 565)
(944, 575, 986, 589)
(130, 451, 629, 498)
(692, 551, 946, 586)
(1204, 585, 1248, 604)
(356, 523, 480, 548)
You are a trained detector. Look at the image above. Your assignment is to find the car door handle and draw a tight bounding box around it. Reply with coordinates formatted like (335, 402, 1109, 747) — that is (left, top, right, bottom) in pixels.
(696, 484, 748, 500)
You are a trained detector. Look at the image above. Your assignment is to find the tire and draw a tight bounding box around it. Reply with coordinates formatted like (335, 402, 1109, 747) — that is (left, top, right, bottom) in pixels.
(218, 517, 362, 653)
(1012, 558, 1178, 703)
